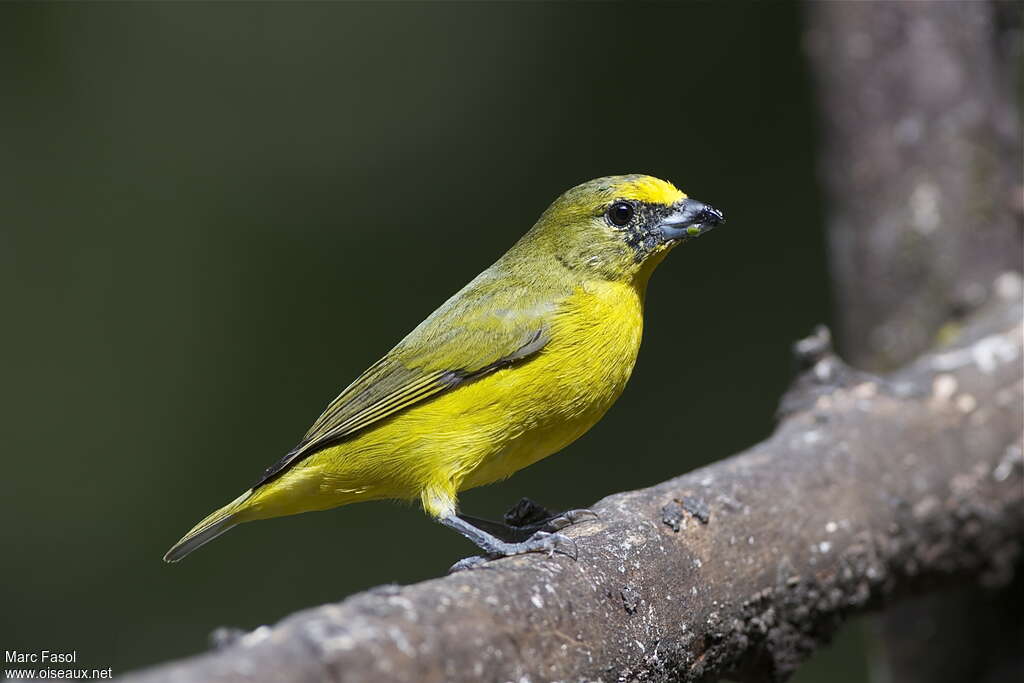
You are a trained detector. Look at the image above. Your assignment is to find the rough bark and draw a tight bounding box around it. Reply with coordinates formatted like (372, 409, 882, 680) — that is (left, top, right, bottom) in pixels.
(805, 0, 1023, 372)
(119, 280, 1023, 683)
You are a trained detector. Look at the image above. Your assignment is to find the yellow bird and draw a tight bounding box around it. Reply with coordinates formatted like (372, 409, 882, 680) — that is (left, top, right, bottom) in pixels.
(164, 175, 723, 565)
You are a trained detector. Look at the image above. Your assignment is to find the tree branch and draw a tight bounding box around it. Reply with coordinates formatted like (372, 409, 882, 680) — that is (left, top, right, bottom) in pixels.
(121, 280, 1023, 683)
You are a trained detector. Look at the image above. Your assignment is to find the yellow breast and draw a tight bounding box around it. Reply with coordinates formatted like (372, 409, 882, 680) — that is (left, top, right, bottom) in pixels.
(452, 277, 646, 490)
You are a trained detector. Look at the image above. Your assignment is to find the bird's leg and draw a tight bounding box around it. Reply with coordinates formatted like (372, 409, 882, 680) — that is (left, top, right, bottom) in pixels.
(454, 513, 534, 543)
(440, 514, 578, 572)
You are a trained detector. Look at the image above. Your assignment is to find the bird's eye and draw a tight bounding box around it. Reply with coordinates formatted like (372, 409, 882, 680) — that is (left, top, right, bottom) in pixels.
(606, 201, 635, 227)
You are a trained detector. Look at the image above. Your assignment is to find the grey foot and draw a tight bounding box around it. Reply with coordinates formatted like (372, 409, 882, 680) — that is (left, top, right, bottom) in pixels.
(447, 531, 578, 573)
(469, 528, 578, 560)
(449, 555, 489, 573)
(441, 514, 579, 572)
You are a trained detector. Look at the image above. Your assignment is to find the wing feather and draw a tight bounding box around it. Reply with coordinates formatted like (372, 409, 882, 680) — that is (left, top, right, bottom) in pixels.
(252, 268, 564, 489)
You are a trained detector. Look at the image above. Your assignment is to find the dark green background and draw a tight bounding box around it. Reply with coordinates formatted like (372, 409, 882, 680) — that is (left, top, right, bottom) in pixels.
(1, 2, 865, 679)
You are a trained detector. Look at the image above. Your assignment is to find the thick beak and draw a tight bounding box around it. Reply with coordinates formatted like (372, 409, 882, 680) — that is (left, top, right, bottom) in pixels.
(657, 198, 725, 242)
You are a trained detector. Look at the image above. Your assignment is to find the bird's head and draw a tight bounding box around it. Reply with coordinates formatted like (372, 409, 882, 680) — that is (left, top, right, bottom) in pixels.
(522, 174, 724, 284)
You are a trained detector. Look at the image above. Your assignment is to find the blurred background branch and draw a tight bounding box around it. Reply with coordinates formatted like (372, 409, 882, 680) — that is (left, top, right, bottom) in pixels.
(807, 0, 1022, 372)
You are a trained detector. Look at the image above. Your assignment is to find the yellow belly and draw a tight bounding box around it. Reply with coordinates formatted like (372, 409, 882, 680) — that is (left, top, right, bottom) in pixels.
(245, 278, 646, 521)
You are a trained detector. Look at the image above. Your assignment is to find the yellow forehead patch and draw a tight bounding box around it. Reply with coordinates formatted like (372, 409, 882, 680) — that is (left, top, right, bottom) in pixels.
(616, 175, 686, 206)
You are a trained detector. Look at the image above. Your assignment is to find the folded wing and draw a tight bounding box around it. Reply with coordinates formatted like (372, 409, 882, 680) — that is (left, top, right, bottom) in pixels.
(253, 271, 563, 488)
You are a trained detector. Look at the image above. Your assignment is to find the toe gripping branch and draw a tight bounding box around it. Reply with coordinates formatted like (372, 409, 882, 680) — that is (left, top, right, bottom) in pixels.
(442, 498, 599, 572)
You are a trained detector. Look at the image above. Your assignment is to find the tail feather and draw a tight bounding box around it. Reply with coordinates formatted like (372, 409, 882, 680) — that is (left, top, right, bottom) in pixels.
(163, 490, 253, 563)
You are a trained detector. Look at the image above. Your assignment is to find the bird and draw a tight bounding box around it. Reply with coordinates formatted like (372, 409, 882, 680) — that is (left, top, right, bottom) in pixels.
(163, 174, 724, 565)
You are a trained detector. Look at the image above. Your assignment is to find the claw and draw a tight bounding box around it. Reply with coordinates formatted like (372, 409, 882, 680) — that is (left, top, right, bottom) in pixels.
(449, 555, 489, 573)
(545, 508, 599, 531)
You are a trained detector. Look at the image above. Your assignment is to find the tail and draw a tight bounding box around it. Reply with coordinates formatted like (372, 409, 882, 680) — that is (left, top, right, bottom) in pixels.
(163, 489, 254, 563)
